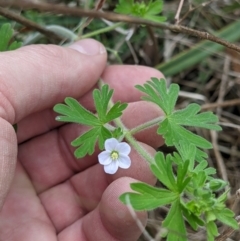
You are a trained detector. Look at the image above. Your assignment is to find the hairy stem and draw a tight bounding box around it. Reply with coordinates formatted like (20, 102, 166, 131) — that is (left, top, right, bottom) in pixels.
(129, 116, 165, 135)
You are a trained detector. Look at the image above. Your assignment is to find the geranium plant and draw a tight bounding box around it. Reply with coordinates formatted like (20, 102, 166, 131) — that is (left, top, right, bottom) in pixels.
(54, 78, 239, 241)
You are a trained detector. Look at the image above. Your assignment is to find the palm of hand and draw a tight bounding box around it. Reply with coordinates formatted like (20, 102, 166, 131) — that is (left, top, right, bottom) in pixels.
(0, 119, 154, 241)
(0, 43, 164, 240)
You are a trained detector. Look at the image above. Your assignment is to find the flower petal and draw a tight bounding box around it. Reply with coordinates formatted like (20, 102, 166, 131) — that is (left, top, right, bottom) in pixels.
(98, 151, 112, 165)
(116, 142, 131, 155)
(104, 138, 119, 151)
(118, 155, 131, 169)
(104, 161, 118, 174)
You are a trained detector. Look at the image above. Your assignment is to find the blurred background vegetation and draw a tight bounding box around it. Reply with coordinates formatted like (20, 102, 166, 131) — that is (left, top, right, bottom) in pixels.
(1, 0, 240, 240)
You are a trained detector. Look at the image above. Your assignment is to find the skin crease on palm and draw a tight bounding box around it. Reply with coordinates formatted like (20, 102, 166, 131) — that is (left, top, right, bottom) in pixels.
(0, 39, 165, 241)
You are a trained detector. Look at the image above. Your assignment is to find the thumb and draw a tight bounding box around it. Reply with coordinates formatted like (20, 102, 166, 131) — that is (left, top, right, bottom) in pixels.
(0, 39, 107, 210)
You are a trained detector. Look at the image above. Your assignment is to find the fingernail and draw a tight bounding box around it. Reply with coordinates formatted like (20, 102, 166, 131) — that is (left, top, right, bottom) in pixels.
(69, 39, 106, 55)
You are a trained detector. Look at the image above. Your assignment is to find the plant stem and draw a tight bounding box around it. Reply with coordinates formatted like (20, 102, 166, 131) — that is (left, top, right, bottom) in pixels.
(125, 132, 155, 164)
(80, 22, 124, 39)
(112, 114, 155, 164)
(129, 116, 165, 135)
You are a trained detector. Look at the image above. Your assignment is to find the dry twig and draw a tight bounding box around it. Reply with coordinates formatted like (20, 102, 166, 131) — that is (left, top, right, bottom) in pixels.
(175, 0, 185, 24)
(201, 98, 240, 111)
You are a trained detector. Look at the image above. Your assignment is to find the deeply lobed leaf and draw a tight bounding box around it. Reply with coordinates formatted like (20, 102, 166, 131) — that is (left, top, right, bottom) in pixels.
(119, 182, 178, 210)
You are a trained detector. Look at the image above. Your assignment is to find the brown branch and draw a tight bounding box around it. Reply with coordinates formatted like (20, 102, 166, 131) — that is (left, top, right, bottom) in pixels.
(201, 98, 240, 111)
(1, 0, 240, 53)
(0, 6, 63, 43)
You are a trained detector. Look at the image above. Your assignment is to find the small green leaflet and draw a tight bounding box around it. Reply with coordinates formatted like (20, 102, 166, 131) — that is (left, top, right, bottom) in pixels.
(214, 208, 239, 230)
(54, 84, 127, 158)
(136, 78, 179, 115)
(93, 85, 127, 123)
(54, 97, 101, 126)
(206, 221, 219, 241)
(0, 23, 22, 51)
(119, 182, 178, 210)
(114, 0, 133, 14)
(115, 0, 166, 23)
(136, 78, 222, 162)
(181, 205, 204, 231)
(151, 152, 191, 193)
(162, 200, 187, 241)
(170, 103, 221, 130)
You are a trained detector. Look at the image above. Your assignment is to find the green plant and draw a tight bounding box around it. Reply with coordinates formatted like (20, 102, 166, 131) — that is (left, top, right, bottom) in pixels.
(2, 1, 239, 240)
(54, 78, 239, 241)
(115, 0, 166, 22)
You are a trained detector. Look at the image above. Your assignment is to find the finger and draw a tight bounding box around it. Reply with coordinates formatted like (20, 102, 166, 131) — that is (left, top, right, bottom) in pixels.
(58, 177, 147, 241)
(0, 118, 17, 209)
(0, 39, 106, 210)
(97, 177, 148, 241)
(16, 65, 164, 143)
(0, 39, 107, 124)
(0, 162, 56, 240)
(38, 141, 156, 232)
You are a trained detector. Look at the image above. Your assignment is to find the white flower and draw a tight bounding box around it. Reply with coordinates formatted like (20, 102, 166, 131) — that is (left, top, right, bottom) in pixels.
(98, 138, 131, 174)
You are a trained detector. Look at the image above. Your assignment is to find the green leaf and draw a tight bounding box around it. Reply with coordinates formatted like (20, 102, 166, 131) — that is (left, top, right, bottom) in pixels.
(151, 152, 178, 191)
(176, 160, 191, 193)
(214, 209, 239, 229)
(0, 23, 22, 51)
(0, 23, 13, 51)
(172, 103, 222, 131)
(93, 84, 128, 123)
(181, 204, 204, 230)
(136, 78, 221, 162)
(136, 78, 179, 115)
(147, 0, 163, 15)
(71, 127, 100, 158)
(114, 0, 134, 14)
(159, 118, 212, 149)
(193, 171, 207, 187)
(8, 41, 22, 51)
(175, 141, 196, 170)
(93, 85, 113, 122)
(54, 84, 127, 159)
(208, 179, 227, 191)
(114, 0, 166, 23)
(205, 211, 216, 223)
(54, 97, 100, 126)
(217, 189, 229, 203)
(206, 221, 219, 241)
(71, 126, 112, 158)
(105, 101, 128, 122)
(163, 200, 187, 241)
(119, 182, 178, 210)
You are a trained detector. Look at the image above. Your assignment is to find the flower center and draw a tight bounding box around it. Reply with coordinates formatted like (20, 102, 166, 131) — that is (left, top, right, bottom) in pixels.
(110, 151, 119, 160)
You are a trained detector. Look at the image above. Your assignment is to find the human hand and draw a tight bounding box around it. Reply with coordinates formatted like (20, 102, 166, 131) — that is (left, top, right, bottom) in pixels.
(0, 39, 164, 241)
